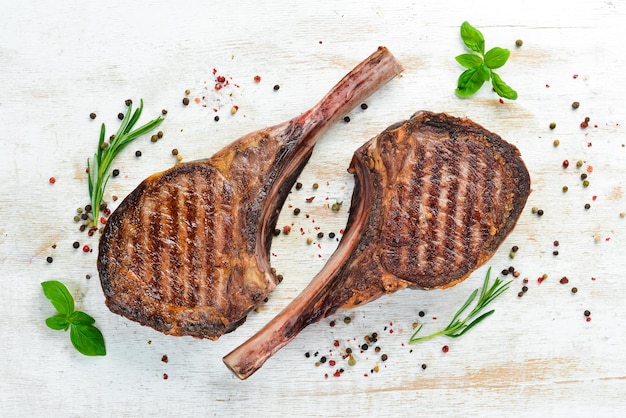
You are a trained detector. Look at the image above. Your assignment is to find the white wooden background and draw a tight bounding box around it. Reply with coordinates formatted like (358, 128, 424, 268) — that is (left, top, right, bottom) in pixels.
(2, 1, 626, 416)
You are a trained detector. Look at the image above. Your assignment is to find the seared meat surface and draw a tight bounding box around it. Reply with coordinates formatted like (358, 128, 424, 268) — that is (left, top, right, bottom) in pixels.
(98, 47, 403, 340)
(224, 111, 530, 378)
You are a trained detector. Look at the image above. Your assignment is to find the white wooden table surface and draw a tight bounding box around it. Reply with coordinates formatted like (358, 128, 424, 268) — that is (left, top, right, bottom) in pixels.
(2, 1, 626, 416)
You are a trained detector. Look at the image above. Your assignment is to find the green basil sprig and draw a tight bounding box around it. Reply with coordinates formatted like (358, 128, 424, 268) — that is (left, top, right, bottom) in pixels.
(455, 21, 518, 100)
(41, 281, 106, 356)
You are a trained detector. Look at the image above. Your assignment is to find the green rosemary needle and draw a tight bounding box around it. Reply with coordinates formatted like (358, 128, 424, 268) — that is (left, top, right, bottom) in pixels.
(409, 267, 511, 344)
(87, 99, 163, 227)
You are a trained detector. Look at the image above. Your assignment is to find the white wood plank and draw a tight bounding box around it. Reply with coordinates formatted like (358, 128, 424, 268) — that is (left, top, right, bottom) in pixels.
(1, 0, 625, 416)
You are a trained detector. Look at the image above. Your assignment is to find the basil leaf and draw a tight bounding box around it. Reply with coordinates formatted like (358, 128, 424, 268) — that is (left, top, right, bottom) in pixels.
(478, 64, 492, 82)
(46, 314, 70, 331)
(484, 47, 510, 69)
(455, 53, 483, 69)
(460, 21, 484, 54)
(456, 68, 485, 97)
(70, 324, 106, 356)
(69, 311, 96, 326)
(41, 281, 74, 315)
(491, 72, 518, 100)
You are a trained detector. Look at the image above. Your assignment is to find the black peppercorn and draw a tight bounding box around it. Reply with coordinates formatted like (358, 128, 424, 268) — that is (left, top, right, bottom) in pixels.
(112, 169, 120, 177)
(135, 150, 142, 157)
(273, 84, 280, 91)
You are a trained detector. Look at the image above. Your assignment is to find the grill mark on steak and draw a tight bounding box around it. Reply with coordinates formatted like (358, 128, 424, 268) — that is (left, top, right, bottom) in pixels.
(98, 47, 404, 339)
(224, 111, 531, 379)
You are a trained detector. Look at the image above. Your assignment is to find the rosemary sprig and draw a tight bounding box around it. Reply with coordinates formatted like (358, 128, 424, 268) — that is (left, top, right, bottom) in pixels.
(87, 99, 163, 226)
(409, 267, 511, 344)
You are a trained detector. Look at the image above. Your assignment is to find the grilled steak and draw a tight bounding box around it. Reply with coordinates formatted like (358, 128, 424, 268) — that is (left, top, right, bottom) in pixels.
(224, 111, 531, 379)
(98, 47, 403, 340)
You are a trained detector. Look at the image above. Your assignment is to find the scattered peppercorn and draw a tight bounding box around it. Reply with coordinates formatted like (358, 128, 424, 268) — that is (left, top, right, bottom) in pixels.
(518, 291, 524, 297)
(343, 316, 351, 324)
(343, 116, 351, 123)
(214, 115, 219, 122)
(584, 203, 591, 209)
(117, 112, 124, 120)
(171, 149, 179, 156)
(501, 269, 509, 276)
(135, 150, 142, 157)
(419, 311, 425, 317)
(537, 209, 544, 216)
(329, 232, 336, 239)
(584, 310, 591, 317)
(89, 112, 97, 120)
(515, 39, 523, 47)
(361, 103, 368, 110)
(273, 228, 281, 236)
(522, 285, 528, 293)
(549, 122, 556, 130)
(161, 109, 168, 116)
(583, 180, 590, 187)
(295, 182, 302, 190)
(293, 208, 300, 215)
(151, 135, 158, 143)
(553, 139, 560, 147)
(46, 256, 53, 263)
(273, 84, 280, 91)
(576, 160, 583, 168)
(559, 276, 569, 284)
(572, 101, 580, 109)
(361, 344, 369, 351)
(421, 363, 427, 370)
(320, 356, 327, 364)
(571, 287, 578, 294)
(442, 345, 449, 353)
(112, 169, 120, 177)
(562, 186, 569, 192)
(182, 97, 190, 106)
(553, 250, 559, 256)
(82, 245, 90, 253)
(49, 177, 56, 184)
(381, 354, 388, 361)
(161, 354, 168, 363)
(531, 206, 538, 214)
(312, 182, 319, 189)
(317, 232, 324, 239)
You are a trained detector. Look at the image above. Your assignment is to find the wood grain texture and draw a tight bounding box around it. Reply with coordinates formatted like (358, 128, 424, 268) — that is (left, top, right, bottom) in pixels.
(1, 0, 626, 416)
